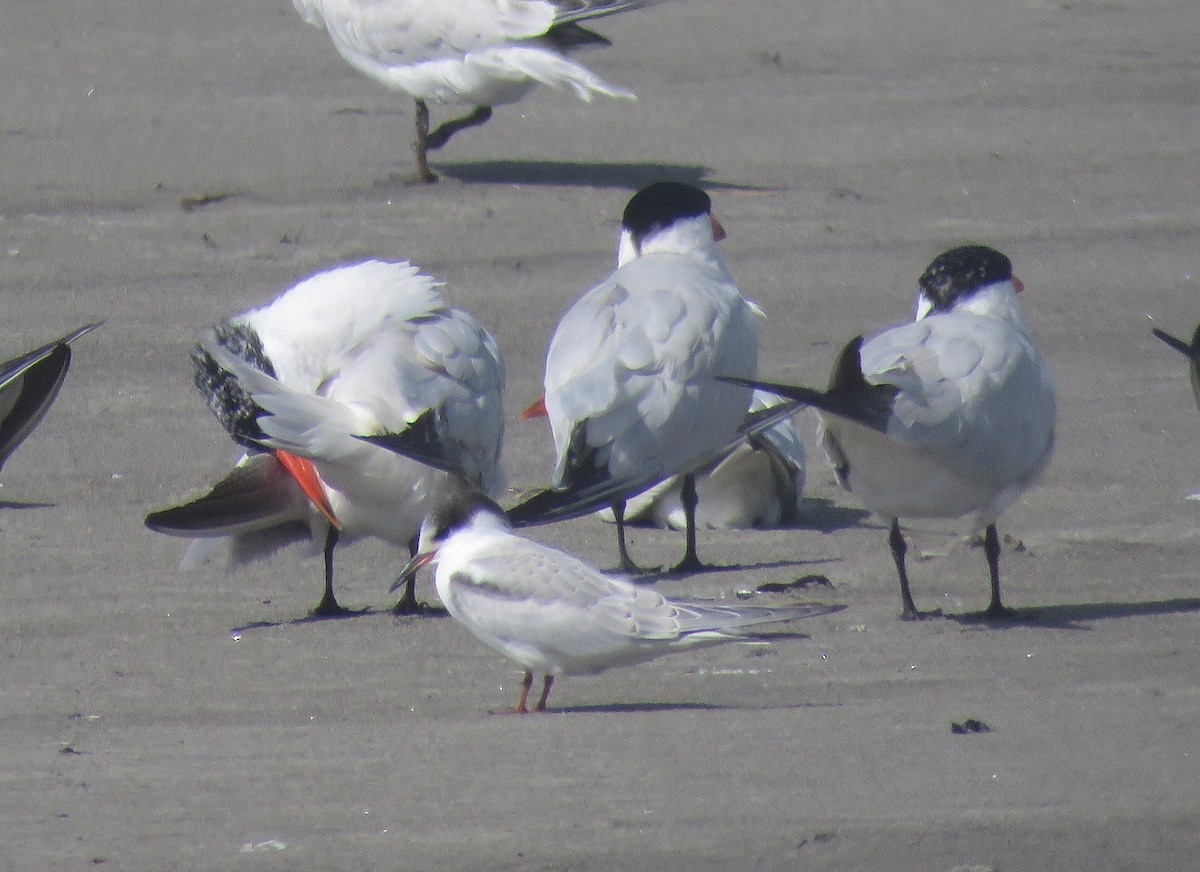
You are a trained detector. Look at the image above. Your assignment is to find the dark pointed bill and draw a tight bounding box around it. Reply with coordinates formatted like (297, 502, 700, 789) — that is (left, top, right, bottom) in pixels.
(390, 551, 436, 593)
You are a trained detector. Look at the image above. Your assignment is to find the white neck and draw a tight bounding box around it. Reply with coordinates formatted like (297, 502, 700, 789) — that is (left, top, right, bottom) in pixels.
(916, 280, 1030, 333)
(616, 214, 727, 272)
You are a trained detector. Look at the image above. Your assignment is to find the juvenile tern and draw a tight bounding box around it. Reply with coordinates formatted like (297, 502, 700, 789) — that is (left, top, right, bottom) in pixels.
(395, 485, 843, 712)
(722, 245, 1056, 620)
(512, 181, 759, 573)
(145, 260, 505, 618)
(0, 323, 101, 475)
(292, 0, 673, 182)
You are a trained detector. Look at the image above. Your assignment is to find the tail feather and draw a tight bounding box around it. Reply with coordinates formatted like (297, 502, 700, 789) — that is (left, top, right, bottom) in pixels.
(477, 46, 635, 100)
(673, 601, 844, 634)
(198, 335, 371, 464)
(719, 340, 898, 434)
(145, 453, 307, 538)
(550, 0, 676, 26)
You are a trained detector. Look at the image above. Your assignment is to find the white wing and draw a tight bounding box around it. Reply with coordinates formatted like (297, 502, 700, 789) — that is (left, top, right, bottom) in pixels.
(437, 530, 687, 674)
(437, 526, 840, 676)
(205, 306, 505, 495)
(295, 0, 556, 64)
(543, 255, 758, 485)
(860, 312, 1055, 483)
(242, 260, 446, 393)
(293, 0, 637, 104)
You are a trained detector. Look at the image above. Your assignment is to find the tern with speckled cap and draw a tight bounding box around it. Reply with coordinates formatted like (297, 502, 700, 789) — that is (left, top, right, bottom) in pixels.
(394, 482, 843, 713)
(722, 246, 1056, 620)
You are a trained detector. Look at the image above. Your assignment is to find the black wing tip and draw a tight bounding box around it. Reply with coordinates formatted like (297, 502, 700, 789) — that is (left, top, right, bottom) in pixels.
(829, 335, 868, 392)
(353, 409, 464, 474)
(504, 487, 590, 528)
(60, 321, 104, 345)
(144, 506, 187, 534)
(715, 374, 823, 406)
(354, 432, 461, 474)
(545, 21, 611, 48)
(1152, 325, 1200, 361)
(0, 324, 100, 388)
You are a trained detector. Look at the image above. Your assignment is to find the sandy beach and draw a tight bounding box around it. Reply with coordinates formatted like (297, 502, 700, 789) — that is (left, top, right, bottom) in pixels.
(2, 0, 1199, 868)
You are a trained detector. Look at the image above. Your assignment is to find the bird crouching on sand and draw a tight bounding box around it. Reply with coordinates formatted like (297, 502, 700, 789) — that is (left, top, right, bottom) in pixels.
(596, 389, 806, 531)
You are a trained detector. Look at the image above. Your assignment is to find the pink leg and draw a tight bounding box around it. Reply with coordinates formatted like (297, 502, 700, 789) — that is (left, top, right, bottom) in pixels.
(503, 671, 534, 714)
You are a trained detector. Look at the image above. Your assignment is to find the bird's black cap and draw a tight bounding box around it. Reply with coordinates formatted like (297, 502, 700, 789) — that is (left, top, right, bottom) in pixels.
(621, 182, 713, 249)
(918, 245, 1014, 312)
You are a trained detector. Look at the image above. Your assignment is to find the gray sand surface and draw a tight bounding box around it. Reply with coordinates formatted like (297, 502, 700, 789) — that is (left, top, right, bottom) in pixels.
(2, 0, 1198, 868)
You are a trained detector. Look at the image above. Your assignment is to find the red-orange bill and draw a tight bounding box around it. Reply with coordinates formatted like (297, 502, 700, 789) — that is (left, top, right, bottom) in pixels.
(520, 396, 548, 419)
(274, 450, 340, 529)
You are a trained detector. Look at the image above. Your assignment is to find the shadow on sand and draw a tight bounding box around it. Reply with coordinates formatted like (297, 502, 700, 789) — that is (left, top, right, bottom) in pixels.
(950, 597, 1200, 630)
(232, 602, 450, 635)
(406, 160, 775, 192)
(621, 556, 841, 582)
(787, 498, 875, 533)
(0, 499, 55, 510)
(536, 700, 726, 715)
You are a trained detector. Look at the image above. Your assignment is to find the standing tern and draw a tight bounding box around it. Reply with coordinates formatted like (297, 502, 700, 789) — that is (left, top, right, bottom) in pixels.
(722, 245, 1056, 620)
(145, 260, 505, 618)
(393, 484, 843, 712)
(292, 0, 674, 182)
(599, 389, 806, 530)
(512, 181, 759, 573)
(0, 323, 101, 475)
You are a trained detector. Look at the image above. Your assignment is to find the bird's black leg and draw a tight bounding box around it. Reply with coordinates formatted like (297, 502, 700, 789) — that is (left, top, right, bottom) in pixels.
(889, 519, 923, 621)
(410, 99, 437, 184)
(671, 473, 706, 573)
(981, 523, 1015, 619)
(612, 498, 655, 575)
(613, 498, 638, 573)
(392, 535, 435, 615)
(427, 106, 493, 150)
(309, 526, 354, 618)
(534, 675, 554, 712)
